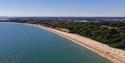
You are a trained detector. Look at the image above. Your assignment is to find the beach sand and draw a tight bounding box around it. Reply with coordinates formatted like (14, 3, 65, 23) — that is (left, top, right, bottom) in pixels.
(27, 23, 125, 63)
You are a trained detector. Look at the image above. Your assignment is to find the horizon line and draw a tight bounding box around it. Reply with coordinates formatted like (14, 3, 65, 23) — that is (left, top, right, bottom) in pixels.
(0, 16, 125, 17)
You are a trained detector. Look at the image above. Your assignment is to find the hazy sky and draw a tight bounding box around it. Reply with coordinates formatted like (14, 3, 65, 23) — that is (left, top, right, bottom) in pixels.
(0, 0, 125, 17)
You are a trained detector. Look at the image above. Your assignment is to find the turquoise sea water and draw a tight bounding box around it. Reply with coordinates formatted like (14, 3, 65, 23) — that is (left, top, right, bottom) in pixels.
(0, 22, 111, 63)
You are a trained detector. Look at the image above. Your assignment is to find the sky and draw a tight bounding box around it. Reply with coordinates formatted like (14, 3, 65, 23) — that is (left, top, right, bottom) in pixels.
(0, 0, 125, 17)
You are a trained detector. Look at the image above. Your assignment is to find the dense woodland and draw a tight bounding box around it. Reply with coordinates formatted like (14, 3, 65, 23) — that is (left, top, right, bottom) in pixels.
(40, 21, 125, 49)
(0, 17, 125, 49)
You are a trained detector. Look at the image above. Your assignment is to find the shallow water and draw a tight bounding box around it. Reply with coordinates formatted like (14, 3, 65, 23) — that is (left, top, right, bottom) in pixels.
(0, 22, 111, 63)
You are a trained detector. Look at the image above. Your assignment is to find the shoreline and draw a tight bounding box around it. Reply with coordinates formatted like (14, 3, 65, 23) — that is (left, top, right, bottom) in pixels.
(29, 24, 125, 63)
(1, 22, 125, 63)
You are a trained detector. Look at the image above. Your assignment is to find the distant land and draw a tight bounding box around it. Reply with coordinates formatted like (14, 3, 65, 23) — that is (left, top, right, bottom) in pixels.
(0, 16, 125, 22)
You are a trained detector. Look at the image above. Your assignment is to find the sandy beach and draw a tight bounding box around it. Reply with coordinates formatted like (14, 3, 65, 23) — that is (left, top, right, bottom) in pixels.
(26, 23, 125, 63)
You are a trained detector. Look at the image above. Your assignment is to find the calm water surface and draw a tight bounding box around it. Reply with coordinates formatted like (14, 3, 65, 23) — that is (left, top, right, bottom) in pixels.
(0, 22, 111, 63)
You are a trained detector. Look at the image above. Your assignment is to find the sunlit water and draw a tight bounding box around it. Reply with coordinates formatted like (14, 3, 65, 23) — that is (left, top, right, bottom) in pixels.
(0, 22, 111, 63)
